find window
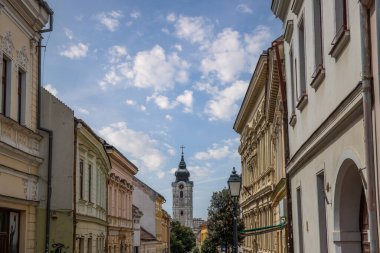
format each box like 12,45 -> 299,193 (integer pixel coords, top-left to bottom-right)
80,160 -> 84,199
180,210 -> 183,216
180,191 -> 183,198
17,70 -> 26,124
1,57 -> 8,115
88,238 -> 92,253
88,164 -> 92,202
296,17 -> 308,111
313,0 -> 323,68
330,0 -> 350,58
289,48 -> 296,112
335,0 -> 348,32
296,188 -> 304,253
317,173 -> 328,252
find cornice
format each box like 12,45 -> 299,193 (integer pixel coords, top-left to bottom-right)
107,147 -> 138,175
271,0 -> 291,22
234,54 -> 268,133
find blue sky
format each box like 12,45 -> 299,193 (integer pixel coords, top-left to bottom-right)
42,0 -> 281,220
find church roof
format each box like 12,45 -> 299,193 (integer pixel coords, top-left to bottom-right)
175,148 -> 190,182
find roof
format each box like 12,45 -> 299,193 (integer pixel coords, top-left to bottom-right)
141,227 -> 157,242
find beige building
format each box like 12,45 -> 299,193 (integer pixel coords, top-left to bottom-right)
75,119 -> 111,253
106,144 -> 138,253
0,0 -> 52,252
234,39 -> 287,253
271,0 -> 379,252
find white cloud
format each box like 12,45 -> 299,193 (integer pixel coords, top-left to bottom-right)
161,28 -> 170,34
108,45 -> 128,64
96,10 -> 123,32
170,167 -> 177,174
147,94 -> 176,110
164,143 -> 176,156
44,84 -> 58,96
236,4 -> 253,13
165,114 -> 173,121
166,13 -> 176,22
201,28 -> 246,83
125,99 -> 137,106
156,171 -> 165,179
140,105 -> 147,112
99,122 -> 166,172
63,27 -> 74,40
194,146 -> 230,160
244,26 -> 272,66
188,165 -> 213,178
176,90 -> 193,113
174,44 -> 183,52
204,80 -> 247,121
60,43 -> 89,59
77,107 -> 89,115
130,11 -> 141,19
173,15 -> 212,46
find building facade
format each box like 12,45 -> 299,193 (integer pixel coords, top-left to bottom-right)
234,40 -> 287,253
75,119 -> 110,253
0,1 -> 52,252
106,145 -> 138,253
271,0 -> 379,252
172,151 -> 193,229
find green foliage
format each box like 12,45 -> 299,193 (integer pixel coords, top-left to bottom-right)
192,247 -> 201,253
170,221 -> 196,253
206,188 -> 244,251
201,236 -> 218,253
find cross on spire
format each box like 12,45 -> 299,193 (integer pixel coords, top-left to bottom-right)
180,145 -> 185,155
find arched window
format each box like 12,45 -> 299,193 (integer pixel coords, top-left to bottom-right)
180,191 -> 183,198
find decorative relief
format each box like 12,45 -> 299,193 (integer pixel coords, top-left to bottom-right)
2,123 -> 14,141
1,31 -> 15,57
16,46 -> 28,70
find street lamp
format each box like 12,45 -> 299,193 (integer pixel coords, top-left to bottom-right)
227,167 -> 241,253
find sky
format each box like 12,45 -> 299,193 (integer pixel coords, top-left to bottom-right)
42,0 -> 282,220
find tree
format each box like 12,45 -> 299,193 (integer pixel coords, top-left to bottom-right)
206,188 -> 244,252
201,236 -> 218,253
170,221 -> 196,253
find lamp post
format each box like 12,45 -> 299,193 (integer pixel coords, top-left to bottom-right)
228,167 -> 241,253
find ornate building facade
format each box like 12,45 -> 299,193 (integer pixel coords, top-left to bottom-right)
234,39 -> 287,253
106,145 -> 138,253
0,1 -> 52,252
172,150 -> 193,229
75,119 -> 110,253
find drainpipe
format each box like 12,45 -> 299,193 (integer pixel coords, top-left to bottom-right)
273,40 -> 293,253
360,2 -> 379,253
38,10 -> 54,253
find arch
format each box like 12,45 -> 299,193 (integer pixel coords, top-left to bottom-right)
333,157 -> 365,253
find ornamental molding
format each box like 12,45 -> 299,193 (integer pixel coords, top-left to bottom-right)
16,46 -> 28,70
0,31 -> 15,58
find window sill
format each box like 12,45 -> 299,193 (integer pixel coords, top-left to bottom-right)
310,64 -> 325,90
296,94 -> 308,111
329,26 -> 350,59
289,113 -> 297,127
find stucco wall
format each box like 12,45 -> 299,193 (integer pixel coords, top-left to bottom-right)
133,184 -> 156,236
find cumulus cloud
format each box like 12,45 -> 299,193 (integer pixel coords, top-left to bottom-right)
130,11 -> 141,19
77,107 -> 89,115
100,45 -> 190,91
204,80 -> 247,121
125,99 -> 137,106
60,43 -> 89,59
174,44 -> 182,52
188,165 -> 213,179
176,90 -> 193,113
44,84 -> 58,96
99,122 -> 166,172
236,4 -> 253,13
108,45 -> 128,64
165,114 -> 173,121
96,10 -> 123,32
147,94 -> 177,110
201,28 -> 246,83
193,138 -> 240,162
170,14 -> 212,46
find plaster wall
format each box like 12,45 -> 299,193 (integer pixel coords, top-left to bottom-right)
133,185 -> 156,236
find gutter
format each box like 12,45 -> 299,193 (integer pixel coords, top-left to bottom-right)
37,11 -> 54,253
359,1 -> 379,253
273,40 -> 293,253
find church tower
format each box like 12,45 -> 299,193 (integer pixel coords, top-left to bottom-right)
172,147 -> 193,228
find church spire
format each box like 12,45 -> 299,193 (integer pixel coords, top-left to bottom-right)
175,145 -> 190,182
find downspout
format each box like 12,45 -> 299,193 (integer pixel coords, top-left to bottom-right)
38,10 -> 54,253
360,1 -> 379,253
273,40 -> 293,253
73,122 -> 77,251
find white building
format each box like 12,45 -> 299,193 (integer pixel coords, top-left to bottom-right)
271,0 -> 379,252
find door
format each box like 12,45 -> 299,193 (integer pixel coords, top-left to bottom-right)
360,190 -> 369,253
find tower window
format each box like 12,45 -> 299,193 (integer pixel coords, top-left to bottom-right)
180,210 -> 183,216
180,191 -> 183,198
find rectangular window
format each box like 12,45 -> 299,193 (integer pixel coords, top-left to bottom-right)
88,164 -> 92,202
1,58 -> 8,115
313,0 -> 323,68
88,238 -> 92,253
298,18 -> 306,98
17,70 -> 26,124
317,173 -> 328,252
296,188 -> 304,253
80,159 -> 84,199
289,48 -> 296,112
335,0 -> 348,31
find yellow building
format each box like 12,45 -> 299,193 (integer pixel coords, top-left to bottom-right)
106,144 -> 138,253
0,0 -> 52,252
233,38 -> 287,253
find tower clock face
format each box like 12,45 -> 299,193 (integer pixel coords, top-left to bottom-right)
179,184 -> 184,189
